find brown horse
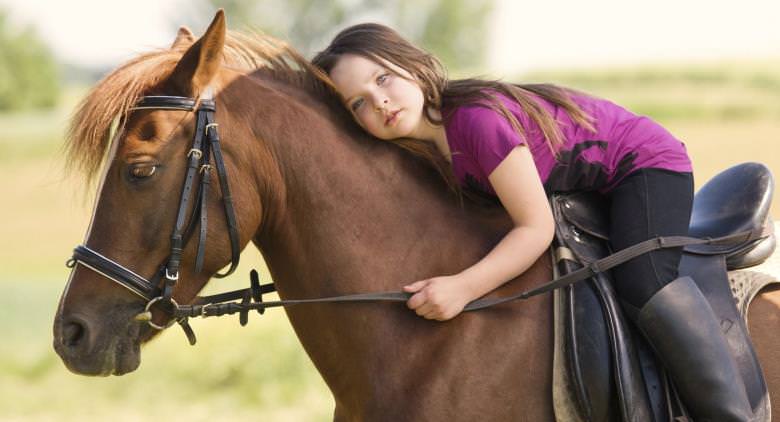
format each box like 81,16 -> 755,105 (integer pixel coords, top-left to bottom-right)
53,11 -> 780,421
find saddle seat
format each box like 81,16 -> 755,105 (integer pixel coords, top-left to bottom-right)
550,162 -> 776,422
558,162 -> 776,270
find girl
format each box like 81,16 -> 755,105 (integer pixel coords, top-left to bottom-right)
312,23 -> 754,420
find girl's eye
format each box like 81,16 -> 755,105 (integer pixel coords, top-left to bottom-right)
377,73 -> 389,85
129,164 -> 157,180
350,98 -> 364,112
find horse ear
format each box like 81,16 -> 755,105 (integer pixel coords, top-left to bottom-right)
170,26 -> 196,49
169,10 -> 226,97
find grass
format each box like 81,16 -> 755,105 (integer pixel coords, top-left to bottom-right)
1,60 -> 779,420
523,60 -> 780,122
0,276 -> 333,421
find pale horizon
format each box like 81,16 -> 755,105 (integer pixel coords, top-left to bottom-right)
1,0 -> 779,75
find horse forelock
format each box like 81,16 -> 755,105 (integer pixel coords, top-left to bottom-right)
65,30 -> 338,184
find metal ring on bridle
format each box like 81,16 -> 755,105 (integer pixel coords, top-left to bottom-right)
144,296 -> 179,330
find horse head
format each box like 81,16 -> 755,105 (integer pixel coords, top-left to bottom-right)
52,11 -> 272,376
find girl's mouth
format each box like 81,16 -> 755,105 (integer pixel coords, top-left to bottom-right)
385,110 -> 401,126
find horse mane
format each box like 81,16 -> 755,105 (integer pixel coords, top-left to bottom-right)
66,30 -> 339,182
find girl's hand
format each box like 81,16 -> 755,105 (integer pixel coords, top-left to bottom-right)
403,275 -> 475,321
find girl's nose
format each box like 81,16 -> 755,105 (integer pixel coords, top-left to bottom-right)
375,98 -> 388,112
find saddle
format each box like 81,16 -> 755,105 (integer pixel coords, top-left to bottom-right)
551,162 -> 777,422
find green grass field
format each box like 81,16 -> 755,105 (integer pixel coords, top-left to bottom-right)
1,61 -> 779,421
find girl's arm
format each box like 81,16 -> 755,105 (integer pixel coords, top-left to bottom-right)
404,145 -> 554,320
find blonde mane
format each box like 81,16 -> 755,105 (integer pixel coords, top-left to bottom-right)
66,30 -> 334,182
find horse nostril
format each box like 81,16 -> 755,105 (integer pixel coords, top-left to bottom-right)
62,320 -> 85,348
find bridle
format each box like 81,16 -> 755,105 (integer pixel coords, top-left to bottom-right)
65,95 -> 773,346
66,94 -> 243,342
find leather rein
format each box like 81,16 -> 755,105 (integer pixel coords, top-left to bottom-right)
65,95 -> 773,346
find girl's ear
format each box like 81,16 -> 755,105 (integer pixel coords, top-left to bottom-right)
168,10 -> 226,97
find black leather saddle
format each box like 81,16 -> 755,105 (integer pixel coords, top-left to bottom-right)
551,162 -> 776,422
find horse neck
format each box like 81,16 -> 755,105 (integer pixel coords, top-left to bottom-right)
225,77 -> 479,297
219,78 -> 557,418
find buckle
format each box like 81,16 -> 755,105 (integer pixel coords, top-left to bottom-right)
200,303 -> 215,317
188,148 -> 203,160
165,269 -> 179,281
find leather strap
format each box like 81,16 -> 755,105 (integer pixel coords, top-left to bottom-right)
70,245 -> 157,299
165,101 -> 209,284
207,112 -> 240,278
174,223 -> 773,319
134,96 -> 196,111
195,116 -> 213,273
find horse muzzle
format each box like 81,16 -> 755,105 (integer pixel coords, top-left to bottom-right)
53,310 -> 143,376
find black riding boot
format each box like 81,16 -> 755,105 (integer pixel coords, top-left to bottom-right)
636,276 -> 755,422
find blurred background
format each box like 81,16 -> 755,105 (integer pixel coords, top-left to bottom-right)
0,0 -> 778,420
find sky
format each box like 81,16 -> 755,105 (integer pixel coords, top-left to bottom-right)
0,0 -> 188,68
1,0 -> 779,74
488,0 -> 780,73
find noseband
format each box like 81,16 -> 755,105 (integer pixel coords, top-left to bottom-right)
67,95 -> 242,340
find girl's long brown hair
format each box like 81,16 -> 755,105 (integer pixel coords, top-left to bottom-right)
312,23 -> 595,195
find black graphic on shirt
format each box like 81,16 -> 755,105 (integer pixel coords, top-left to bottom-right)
544,140 -> 637,194
461,140 -> 638,201
463,172 -> 501,205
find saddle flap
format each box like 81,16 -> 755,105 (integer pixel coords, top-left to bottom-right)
551,194 -> 664,422
555,192 -> 611,241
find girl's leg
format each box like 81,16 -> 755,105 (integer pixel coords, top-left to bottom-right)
608,168 -> 692,309
607,168 -> 754,422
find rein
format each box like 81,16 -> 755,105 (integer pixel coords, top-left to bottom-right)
66,95 -> 773,346
175,224 -> 771,318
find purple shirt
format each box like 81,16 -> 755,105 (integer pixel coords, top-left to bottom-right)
444,92 -> 692,195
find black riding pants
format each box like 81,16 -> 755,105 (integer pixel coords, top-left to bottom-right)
607,168 -> 694,309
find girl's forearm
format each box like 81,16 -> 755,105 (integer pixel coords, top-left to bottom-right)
457,225 -> 553,300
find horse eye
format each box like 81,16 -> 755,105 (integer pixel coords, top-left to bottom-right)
129,165 -> 157,179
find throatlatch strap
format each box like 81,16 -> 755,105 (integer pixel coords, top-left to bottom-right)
207,111 -> 240,278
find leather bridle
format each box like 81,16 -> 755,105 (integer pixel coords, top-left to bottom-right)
66,95 -> 242,342
65,95 -> 774,346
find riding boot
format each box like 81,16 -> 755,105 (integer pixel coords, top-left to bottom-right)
635,276 -> 755,422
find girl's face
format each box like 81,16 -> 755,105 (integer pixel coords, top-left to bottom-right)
329,54 -> 426,140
